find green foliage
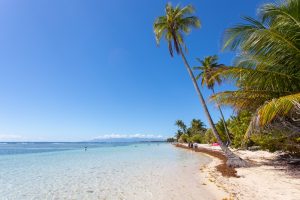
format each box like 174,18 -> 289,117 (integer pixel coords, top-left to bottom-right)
153,3 -> 200,57
187,119 -> 206,137
203,120 -> 229,144
227,111 -> 252,148
208,0 -> 300,154
175,120 -> 187,134
193,55 -> 223,89
215,119 -> 229,142
223,0 -> 300,69
224,110 -> 300,153
257,93 -> 300,126
190,134 -> 203,143
203,129 -> 217,144
179,134 -> 189,143
174,119 -> 206,143
167,1 -> 300,154
212,0 -> 300,129
175,130 -> 183,141
251,131 -> 300,153
175,120 -> 187,141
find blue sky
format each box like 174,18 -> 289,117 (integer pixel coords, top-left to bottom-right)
0,0 -> 267,141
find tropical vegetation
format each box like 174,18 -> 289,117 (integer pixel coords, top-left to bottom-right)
210,0 -> 300,153
153,3 -> 247,167
174,119 -> 206,143
159,0 -> 300,165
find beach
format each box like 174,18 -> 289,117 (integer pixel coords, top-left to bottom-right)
177,143 -> 300,200
1,142 -> 299,200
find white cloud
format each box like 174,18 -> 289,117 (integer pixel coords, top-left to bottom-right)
0,134 -> 25,141
93,134 -> 164,140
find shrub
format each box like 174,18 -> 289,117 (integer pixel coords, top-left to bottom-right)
178,134 -> 189,143
227,111 -> 252,148
190,134 -> 203,143
251,131 -> 300,153
203,129 -> 217,144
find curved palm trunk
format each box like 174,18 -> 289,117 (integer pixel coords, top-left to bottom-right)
178,46 -> 247,167
212,88 -> 232,146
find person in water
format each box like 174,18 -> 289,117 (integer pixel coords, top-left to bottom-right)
84,146 -> 87,151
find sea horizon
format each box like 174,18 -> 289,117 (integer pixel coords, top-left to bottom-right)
0,141 -> 166,156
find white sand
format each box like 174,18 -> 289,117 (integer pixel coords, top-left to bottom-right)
191,144 -> 300,200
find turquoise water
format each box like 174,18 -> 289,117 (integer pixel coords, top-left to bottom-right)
0,142 -> 215,200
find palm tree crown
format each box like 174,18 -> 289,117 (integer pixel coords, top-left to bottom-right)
175,119 -> 187,134
193,55 -> 223,90
153,3 -> 200,57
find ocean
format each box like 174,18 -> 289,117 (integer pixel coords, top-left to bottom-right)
0,142 -> 216,200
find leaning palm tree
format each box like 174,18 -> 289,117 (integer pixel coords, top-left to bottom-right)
193,55 -> 232,145
154,3 -> 247,167
175,120 -> 187,140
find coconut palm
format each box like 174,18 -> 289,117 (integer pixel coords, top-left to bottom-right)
211,0 -> 300,139
175,120 -> 187,135
153,3 -> 247,167
193,55 -> 232,145
188,119 -> 207,137
190,119 -> 206,132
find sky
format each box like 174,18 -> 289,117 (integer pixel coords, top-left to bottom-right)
0,0 -> 268,141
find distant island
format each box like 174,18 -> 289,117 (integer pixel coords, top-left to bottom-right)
89,134 -> 165,143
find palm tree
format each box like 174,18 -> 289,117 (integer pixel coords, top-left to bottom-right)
190,119 -> 206,132
154,3 -> 247,167
188,119 -> 207,137
175,130 -> 184,141
175,120 -> 186,141
175,120 -> 187,134
193,55 -> 232,145
212,0 -> 300,139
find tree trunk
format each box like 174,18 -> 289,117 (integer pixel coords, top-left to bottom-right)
212,88 -> 232,146
178,46 -> 247,167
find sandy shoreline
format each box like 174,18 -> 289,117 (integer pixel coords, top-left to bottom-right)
176,143 -> 300,200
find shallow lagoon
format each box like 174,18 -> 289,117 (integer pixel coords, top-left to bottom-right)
0,142 -> 215,200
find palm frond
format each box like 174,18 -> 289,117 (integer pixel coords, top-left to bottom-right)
223,14 -> 300,69
257,93 -> 300,126
260,0 -> 300,29
193,55 -> 224,89
211,66 -> 300,92
210,90 -> 287,111
176,4 -> 195,17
